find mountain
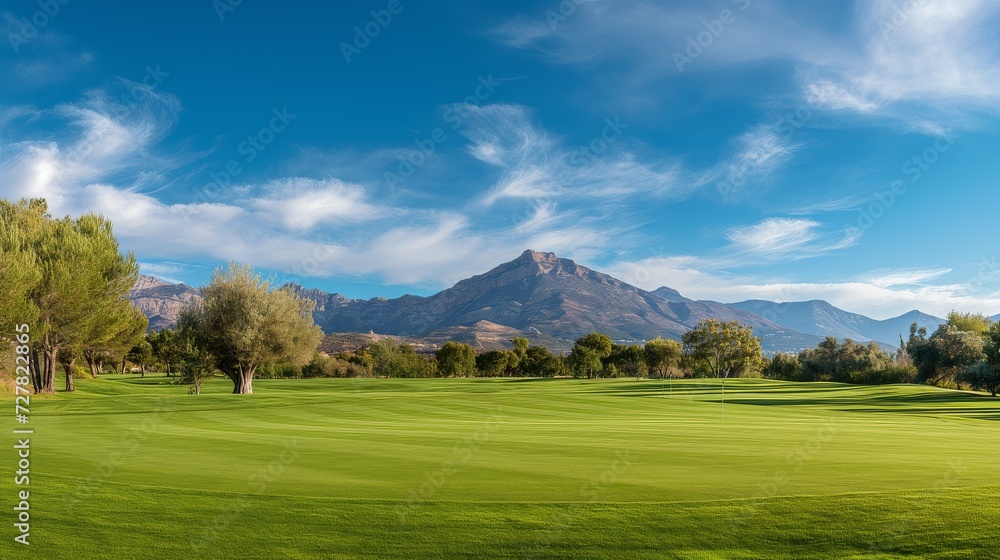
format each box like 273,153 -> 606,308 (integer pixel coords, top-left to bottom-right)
127,275 -> 201,331
126,251 -> 960,354
992,314 -> 1000,323
866,310 -> 945,346
292,250 -> 823,353
729,300 -> 944,347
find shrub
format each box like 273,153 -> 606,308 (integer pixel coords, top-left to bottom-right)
302,353 -> 368,378
257,363 -> 302,379
847,366 -> 917,385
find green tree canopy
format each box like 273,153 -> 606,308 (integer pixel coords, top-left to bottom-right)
910,324 -> 984,386
644,337 -> 682,379
798,337 -> 894,383
1,198 -> 145,393
568,333 -> 613,378
436,341 -> 477,377
476,349 -> 519,377
946,311 -> 992,336
365,338 -> 436,378
682,319 -> 763,378
183,264 -> 323,394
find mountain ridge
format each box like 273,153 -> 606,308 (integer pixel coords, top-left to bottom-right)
127,252 -> 982,353
728,299 -> 944,348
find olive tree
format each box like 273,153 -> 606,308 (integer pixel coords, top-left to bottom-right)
184,264 -> 322,394
682,319 -> 763,378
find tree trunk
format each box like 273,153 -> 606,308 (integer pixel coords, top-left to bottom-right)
121,355 -> 127,375
233,367 -> 255,394
37,341 -> 57,394
64,359 -> 76,392
29,347 -> 43,394
85,353 -> 98,378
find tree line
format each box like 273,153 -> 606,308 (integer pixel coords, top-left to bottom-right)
763,312 -> 1000,396
0,199 -> 148,393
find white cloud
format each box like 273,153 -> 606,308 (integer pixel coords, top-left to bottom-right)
726,218 -> 820,256
804,80 -> 878,113
724,218 -> 861,260
802,0 -> 1000,117
250,177 -> 384,231
865,268 -> 953,288
461,104 -> 685,206
492,0 -> 840,72
707,125 -> 801,199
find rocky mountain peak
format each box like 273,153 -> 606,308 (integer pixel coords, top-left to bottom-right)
131,274 -> 170,293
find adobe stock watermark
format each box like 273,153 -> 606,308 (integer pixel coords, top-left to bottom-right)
190,438 -> 302,553
213,0 -> 243,21
395,407 -> 505,522
59,64 -> 170,169
717,98 -> 820,201
544,0 -> 598,31
6,0 -> 71,53
852,134 -> 955,231
968,255 -> 1000,294
192,106 -> 296,204
568,117 -> 628,167
522,450 -> 634,559
673,0 -> 751,73
878,0 -> 928,38
384,74 -> 502,188
340,0 -> 413,63
729,417 -> 838,532
867,458 -> 965,554
62,399 -> 175,515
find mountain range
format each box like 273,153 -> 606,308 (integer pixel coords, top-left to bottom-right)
128,250 -> 959,354
728,300 -> 943,348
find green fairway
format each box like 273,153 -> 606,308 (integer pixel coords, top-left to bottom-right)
3,376 -> 999,559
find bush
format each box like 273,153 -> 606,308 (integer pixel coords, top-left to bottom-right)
847,366 -> 917,385
73,364 -> 94,379
302,353 -> 368,378
763,353 -> 801,380
257,363 -> 302,379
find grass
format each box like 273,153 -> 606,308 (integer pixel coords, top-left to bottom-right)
2,375 -> 999,558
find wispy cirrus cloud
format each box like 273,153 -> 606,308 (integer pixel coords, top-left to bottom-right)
725,218 -> 820,256
491,0 -> 839,73
724,217 -> 861,260
461,103 -> 685,206
800,1 -> 1000,121
865,268 -> 954,288
703,125 -> 802,200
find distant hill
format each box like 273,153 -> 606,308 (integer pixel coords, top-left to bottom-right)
127,275 -> 201,331
729,300 -> 944,347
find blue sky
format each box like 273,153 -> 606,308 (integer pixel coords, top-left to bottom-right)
2,0 -> 999,319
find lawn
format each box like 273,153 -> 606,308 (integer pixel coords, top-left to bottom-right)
2,376 -> 998,559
